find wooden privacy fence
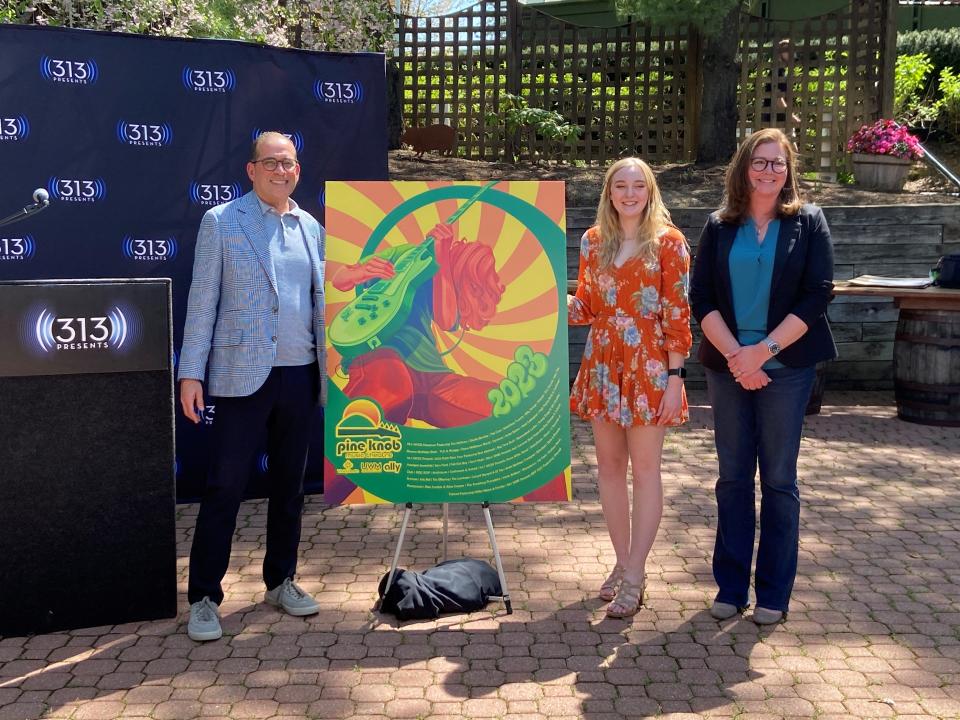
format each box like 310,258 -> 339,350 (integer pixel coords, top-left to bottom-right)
394,0 -> 894,174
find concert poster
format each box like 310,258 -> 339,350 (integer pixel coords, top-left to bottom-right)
323,181 -> 572,505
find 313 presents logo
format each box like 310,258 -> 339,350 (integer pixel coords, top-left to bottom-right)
0,235 -> 36,261
251,128 -> 304,154
47,176 -> 106,203
122,236 -> 178,262
40,56 -> 99,85
189,181 -> 242,207
313,80 -> 364,104
0,115 -> 29,142
182,66 -> 237,93
28,305 -> 138,353
116,120 -> 173,147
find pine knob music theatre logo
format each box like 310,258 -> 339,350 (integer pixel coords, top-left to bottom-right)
0,235 -> 36,261
189,181 -> 242,207
47,177 -> 106,203
0,115 -> 29,142
30,305 -> 136,353
182,66 -> 237,93
313,80 -> 364,105
40,56 -> 99,85
116,120 -> 173,147
122,236 -> 178,262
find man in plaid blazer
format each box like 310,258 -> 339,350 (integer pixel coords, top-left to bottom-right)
178,132 -> 326,641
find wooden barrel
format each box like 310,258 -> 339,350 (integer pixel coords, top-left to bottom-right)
894,308 -> 960,426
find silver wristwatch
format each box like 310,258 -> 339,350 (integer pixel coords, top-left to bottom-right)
763,337 -> 782,356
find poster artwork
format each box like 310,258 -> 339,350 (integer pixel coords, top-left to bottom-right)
323,181 -> 572,505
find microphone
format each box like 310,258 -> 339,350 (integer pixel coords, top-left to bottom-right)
0,188 -> 53,228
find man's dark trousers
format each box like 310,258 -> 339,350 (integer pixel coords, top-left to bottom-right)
188,363 -> 318,605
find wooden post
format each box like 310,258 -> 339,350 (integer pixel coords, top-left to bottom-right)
880,0 -> 898,118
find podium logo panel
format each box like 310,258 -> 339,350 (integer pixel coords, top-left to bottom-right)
0,282 -> 170,377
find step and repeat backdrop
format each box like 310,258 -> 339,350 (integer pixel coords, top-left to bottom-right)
0,23 -> 388,500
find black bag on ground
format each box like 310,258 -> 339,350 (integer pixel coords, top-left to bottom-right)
934,254 -> 960,288
377,558 -> 502,620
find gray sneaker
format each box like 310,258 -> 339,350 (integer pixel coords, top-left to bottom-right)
710,601 -> 742,620
264,578 -> 319,616
752,607 -> 785,625
187,597 -> 222,641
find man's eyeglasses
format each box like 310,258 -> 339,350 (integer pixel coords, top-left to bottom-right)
750,157 -> 789,174
251,157 -> 298,172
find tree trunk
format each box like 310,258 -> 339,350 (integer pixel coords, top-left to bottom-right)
386,60 -> 403,150
696,4 -> 740,164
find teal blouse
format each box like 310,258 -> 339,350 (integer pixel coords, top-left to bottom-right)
729,219 -> 783,370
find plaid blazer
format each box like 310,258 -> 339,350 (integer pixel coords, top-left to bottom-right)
178,190 -> 326,400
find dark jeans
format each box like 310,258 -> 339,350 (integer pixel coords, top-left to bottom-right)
705,365 -> 816,613
188,363 -> 318,605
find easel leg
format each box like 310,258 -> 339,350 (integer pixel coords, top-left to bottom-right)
481,501 -> 512,614
442,502 -> 449,562
377,502 -> 413,610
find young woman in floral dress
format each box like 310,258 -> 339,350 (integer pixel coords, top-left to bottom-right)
568,157 -> 692,618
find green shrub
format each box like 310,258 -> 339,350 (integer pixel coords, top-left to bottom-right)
484,93 -> 581,163
894,53 -> 941,125
938,66 -> 960,138
898,29 -> 960,81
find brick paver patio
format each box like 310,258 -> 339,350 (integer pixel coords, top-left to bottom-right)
2,391 -> 959,719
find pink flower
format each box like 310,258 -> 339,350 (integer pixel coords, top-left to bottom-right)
847,120 -> 924,160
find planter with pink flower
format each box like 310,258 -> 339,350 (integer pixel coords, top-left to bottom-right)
846,119 -> 924,192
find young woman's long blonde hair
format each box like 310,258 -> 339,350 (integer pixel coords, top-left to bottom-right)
596,157 -> 672,267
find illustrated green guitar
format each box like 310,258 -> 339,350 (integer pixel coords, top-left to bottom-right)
329,181 -> 498,361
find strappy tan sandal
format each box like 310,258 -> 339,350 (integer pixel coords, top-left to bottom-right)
606,578 -> 644,618
599,564 -> 625,602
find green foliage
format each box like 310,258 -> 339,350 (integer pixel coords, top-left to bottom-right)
898,28 -> 960,83
611,0 -> 744,35
894,53 -> 941,125
484,93 -> 581,163
938,66 -> 960,138
0,0 -> 394,53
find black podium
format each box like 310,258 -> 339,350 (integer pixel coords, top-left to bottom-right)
0,279 -> 176,636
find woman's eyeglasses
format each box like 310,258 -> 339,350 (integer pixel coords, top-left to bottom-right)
750,157 -> 788,174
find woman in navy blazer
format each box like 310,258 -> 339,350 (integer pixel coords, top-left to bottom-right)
689,128 -> 837,625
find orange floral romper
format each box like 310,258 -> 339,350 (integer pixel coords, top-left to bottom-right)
569,225 -> 693,427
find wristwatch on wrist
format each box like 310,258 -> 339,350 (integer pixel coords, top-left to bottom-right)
667,367 -> 687,378
763,337 -> 782,356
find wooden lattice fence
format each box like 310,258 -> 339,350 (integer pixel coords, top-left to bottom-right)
394,0 -> 894,172
737,0 -> 892,177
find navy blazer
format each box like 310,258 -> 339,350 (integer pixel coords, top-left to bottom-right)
689,203 -> 837,371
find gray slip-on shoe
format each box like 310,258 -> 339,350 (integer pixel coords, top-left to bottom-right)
187,597 -> 222,641
265,578 -> 320,616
